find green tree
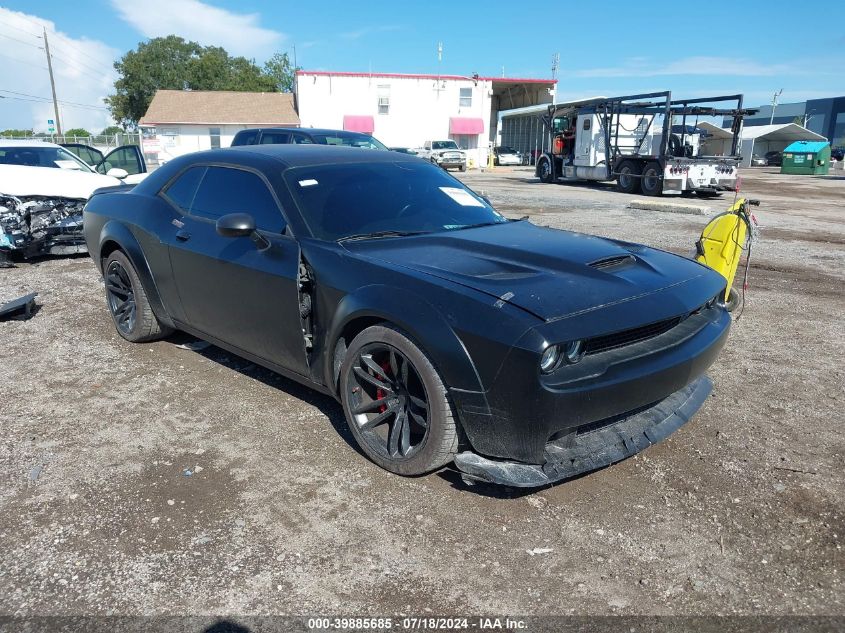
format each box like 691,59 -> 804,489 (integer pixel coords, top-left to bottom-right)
64,128 -> 92,138
106,36 -> 282,126
263,52 -> 298,92
0,129 -> 34,137
101,125 -> 124,135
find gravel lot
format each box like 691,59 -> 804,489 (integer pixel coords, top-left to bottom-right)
0,167 -> 842,618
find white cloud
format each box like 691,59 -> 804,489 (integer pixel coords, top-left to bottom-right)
340,25 -> 402,41
111,0 -> 284,59
0,7 -> 118,133
571,56 -> 795,78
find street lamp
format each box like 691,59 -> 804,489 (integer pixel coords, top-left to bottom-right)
803,110 -> 819,128
769,89 -> 783,125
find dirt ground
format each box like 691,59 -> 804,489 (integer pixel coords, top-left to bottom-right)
0,166 -> 842,619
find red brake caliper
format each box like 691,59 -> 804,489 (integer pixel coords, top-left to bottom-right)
375,360 -> 392,413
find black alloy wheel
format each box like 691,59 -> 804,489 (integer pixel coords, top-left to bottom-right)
346,343 -> 430,460
106,259 -> 137,335
340,325 -> 458,475
103,250 -> 171,342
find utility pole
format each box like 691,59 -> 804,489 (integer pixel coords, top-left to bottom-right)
769,88 -> 783,125
43,27 -> 62,137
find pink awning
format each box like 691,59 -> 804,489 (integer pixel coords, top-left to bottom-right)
343,115 -> 375,134
449,117 -> 484,135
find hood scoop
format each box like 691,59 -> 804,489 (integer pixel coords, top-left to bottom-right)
588,254 -> 636,271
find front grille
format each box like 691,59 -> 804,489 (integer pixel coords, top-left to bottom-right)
583,315 -> 683,355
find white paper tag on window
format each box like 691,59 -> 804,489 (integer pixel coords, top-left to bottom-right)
54,160 -> 82,170
298,179 -> 319,187
439,187 -> 484,207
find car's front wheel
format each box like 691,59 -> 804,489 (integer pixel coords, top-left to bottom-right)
340,325 -> 458,476
103,250 -> 171,342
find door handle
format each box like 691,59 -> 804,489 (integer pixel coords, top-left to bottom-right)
175,230 -> 191,242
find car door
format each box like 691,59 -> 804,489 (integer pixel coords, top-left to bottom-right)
95,145 -> 147,183
60,143 -> 104,167
162,164 -> 309,376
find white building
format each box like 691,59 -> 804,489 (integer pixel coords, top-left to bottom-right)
295,70 -> 556,167
138,90 -> 299,164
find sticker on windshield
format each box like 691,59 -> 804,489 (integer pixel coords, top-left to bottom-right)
439,187 -> 484,207
298,179 -> 319,187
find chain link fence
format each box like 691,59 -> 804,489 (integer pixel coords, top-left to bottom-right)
0,133 -> 142,151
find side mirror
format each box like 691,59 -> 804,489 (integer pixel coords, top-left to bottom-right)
107,167 -> 128,179
216,213 -> 256,238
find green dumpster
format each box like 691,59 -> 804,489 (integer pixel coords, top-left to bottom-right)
781,141 -> 831,175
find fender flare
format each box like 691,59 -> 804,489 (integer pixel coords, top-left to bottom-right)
323,284 -> 485,395
97,220 -> 175,329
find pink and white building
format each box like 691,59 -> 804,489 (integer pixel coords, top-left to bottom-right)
295,70 -> 556,167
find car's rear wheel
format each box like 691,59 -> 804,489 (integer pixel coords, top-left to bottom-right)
104,250 -> 171,342
340,325 -> 458,476
640,161 -> 662,196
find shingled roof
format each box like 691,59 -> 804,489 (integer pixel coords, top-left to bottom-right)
139,90 -> 299,126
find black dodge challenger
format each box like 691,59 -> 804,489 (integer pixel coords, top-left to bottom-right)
83,145 -> 730,487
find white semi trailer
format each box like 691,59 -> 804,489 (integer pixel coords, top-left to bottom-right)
535,91 -> 756,197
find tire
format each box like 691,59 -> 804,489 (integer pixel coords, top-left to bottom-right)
103,250 -> 171,343
538,157 -> 553,183
458,165 -> 466,172
340,325 -> 459,476
616,160 -> 641,194
640,161 -> 662,196
724,287 -> 742,313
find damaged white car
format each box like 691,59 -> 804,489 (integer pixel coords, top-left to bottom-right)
0,140 -> 147,266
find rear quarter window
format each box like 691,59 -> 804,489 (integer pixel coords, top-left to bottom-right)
162,166 -> 206,211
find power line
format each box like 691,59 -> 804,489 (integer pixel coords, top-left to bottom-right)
0,89 -> 108,110
0,51 -> 47,70
52,31 -> 116,73
0,22 -> 42,38
50,41 -> 115,77
0,32 -> 44,49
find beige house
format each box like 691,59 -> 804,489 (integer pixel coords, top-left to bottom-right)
138,90 -> 299,164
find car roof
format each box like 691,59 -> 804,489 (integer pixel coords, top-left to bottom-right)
192,144 -> 420,169
0,139 -> 61,148
238,127 -> 373,137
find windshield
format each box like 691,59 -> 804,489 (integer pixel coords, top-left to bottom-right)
0,145 -> 94,172
311,133 -> 388,150
498,147 -> 517,154
432,141 -> 459,150
285,161 -> 508,241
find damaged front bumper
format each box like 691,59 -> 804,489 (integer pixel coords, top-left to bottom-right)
454,375 -> 712,487
0,194 -> 86,266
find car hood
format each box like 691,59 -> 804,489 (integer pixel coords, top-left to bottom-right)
345,221 -> 715,321
0,164 -> 123,199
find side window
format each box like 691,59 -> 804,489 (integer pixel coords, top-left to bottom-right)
190,166 -> 285,233
260,132 -> 291,144
236,130 -> 259,145
163,166 -> 206,211
209,127 -> 221,149
582,118 -> 591,131
291,133 -> 314,145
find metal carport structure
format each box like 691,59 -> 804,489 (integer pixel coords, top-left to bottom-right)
698,122 -> 827,167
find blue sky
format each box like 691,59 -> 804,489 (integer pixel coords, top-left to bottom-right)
1,0 -> 842,131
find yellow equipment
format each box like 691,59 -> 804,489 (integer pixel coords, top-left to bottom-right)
695,197 -> 759,312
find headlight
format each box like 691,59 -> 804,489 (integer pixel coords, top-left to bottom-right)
563,340 -> 585,364
539,345 -> 560,373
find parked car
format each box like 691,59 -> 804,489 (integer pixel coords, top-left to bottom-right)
232,127 -> 387,150
494,146 -> 522,166
831,147 -> 844,162
83,145 -> 730,487
417,140 -> 466,171
390,147 -> 418,155
750,156 -> 768,167
765,150 -> 783,166
0,140 -> 145,264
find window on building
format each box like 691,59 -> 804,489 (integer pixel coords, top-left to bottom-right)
209,127 -> 221,149
449,134 -> 478,150
377,84 -> 390,115
459,87 -> 472,108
